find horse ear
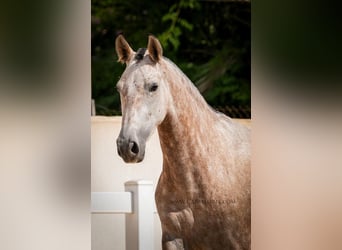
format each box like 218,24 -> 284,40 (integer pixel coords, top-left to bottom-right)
115,35 -> 134,64
147,35 -> 163,62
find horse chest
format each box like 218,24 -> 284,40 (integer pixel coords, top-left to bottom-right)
156,165 -> 210,200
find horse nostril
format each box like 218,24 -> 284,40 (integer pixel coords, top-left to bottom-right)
129,141 -> 139,155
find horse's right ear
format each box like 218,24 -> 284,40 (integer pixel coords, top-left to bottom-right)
115,35 -> 134,64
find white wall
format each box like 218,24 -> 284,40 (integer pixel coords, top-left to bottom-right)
91,116 -> 163,250
91,116 -> 251,250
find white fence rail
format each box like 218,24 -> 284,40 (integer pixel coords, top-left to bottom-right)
91,180 -> 156,250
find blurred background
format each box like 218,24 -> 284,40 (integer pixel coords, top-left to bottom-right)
91,0 -> 251,118
0,0 -> 341,249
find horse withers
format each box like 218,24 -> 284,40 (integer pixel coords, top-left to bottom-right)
115,35 -> 250,250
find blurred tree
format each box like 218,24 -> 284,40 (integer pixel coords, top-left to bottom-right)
92,0 -> 250,117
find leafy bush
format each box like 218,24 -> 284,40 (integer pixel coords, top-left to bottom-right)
92,0 -> 250,116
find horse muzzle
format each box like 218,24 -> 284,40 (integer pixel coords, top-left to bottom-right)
116,136 -> 145,163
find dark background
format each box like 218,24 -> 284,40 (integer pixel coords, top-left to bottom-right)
91,0 -> 251,117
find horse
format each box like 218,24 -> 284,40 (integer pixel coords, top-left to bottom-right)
115,35 -> 250,250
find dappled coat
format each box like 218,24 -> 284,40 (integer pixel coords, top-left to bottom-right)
115,35 -> 250,250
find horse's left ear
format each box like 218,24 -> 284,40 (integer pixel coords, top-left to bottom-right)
147,35 -> 163,62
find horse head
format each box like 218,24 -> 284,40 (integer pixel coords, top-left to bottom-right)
115,35 -> 168,163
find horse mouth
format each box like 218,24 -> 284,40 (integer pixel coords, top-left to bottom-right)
122,154 -> 144,163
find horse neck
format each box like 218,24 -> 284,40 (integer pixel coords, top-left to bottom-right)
157,59 -> 216,178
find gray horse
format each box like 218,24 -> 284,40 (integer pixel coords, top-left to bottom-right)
115,35 -> 250,250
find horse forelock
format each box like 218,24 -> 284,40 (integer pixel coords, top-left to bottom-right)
134,48 -> 147,61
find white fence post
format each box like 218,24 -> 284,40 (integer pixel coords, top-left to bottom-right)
125,180 -> 154,250
91,99 -> 96,116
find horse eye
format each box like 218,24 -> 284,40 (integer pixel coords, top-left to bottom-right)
149,83 -> 158,92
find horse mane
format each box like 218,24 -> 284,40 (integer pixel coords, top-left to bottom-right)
161,57 -> 218,116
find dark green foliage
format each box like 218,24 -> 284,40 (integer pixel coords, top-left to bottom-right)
92,0 -> 250,116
